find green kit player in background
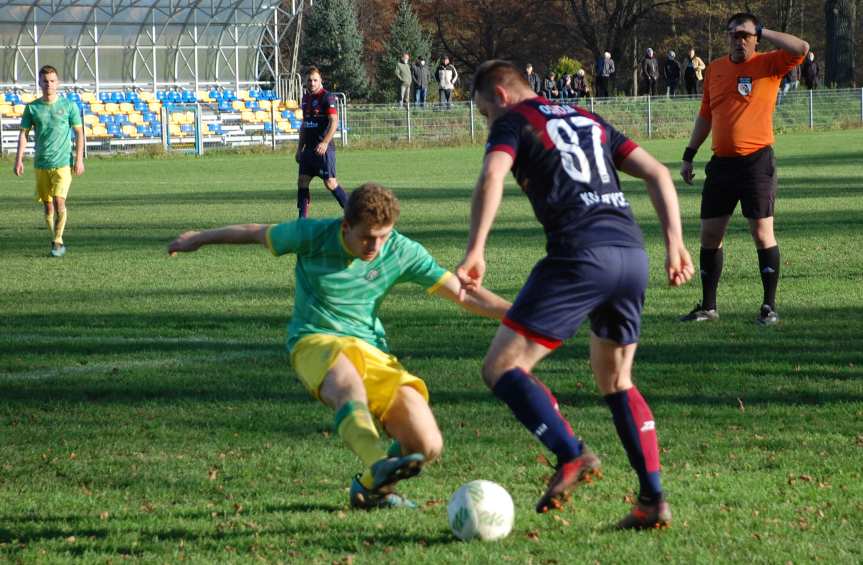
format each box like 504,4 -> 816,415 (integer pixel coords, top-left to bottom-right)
168,183 -> 511,508
13,65 -> 85,257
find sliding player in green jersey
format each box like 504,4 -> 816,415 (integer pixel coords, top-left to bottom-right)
168,183 -> 510,509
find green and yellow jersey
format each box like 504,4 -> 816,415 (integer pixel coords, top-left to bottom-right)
20,97 -> 82,170
266,218 -> 451,352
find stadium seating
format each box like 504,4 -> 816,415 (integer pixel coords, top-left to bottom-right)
1,87 -> 303,143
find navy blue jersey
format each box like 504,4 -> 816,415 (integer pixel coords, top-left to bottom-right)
486,97 -> 645,254
300,88 -> 338,147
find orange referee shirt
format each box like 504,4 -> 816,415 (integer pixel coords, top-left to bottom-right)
699,50 -> 804,157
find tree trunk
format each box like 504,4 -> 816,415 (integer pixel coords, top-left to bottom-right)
824,0 -> 856,87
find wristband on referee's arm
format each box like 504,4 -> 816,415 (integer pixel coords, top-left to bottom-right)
756,24 -> 763,41
682,147 -> 698,162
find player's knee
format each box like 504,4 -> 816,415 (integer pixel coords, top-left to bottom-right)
418,431 -> 443,463
324,178 -> 338,190
480,356 -> 508,389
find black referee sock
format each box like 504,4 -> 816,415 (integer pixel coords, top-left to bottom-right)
699,247 -> 723,311
757,245 -> 780,309
331,185 -> 348,208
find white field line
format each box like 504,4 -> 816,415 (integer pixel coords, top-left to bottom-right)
2,334 -> 274,346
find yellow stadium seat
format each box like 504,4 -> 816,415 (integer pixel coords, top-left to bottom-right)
138,91 -> 154,101
170,112 -> 184,123
90,102 -> 105,114
259,99 -> 271,111
83,114 -> 99,125
105,102 -> 119,114
196,90 -> 211,102
20,92 -> 36,103
80,92 -> 96,103
284,100 -> 299,109
184,111 -> 195,124
294,109 -> 303,120
255,110 -> 268,123
148,101 -> 161,113
237,89 -> 250,100
169,124 -> 182,136
13,104 -> 25,116
119,102 -> 133,113
240,111 -> 254,123
0,104 -> 12,116
128,113 -> 143,125
231,100 -> 244,111
122,124 -> 137,136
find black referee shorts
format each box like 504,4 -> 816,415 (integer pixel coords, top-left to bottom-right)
700,146 -> 777,219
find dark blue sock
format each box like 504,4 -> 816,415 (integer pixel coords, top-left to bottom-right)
331,185 -> 348,208
492,368 -> 582,465
605,388 -> 663,503
297,187 -> 310,218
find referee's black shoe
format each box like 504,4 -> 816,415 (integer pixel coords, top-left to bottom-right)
679,303 -> 719,322
757,304 -> 779,326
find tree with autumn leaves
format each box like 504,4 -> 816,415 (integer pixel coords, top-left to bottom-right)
297,0 -> 858,100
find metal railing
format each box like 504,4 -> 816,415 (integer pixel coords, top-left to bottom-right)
2,88 -> 861,157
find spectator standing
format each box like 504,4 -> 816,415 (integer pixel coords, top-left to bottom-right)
412,56 -> 430,107
684,48 -> 706,95
664,51 -> 681,96
396,52 -> 412,107
437,56 -> 459,109
802,51 -> 819,89
558,74 -> 575,99
640,48 -> 659,95
573,69 -> 591,99
525,63 -> 542,94
542,72 -> 559,99
596,51 -> 615,97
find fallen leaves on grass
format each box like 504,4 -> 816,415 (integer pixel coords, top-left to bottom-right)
737,398 -> 745,412
526,530 -> 540,541
208,467 -> 219,481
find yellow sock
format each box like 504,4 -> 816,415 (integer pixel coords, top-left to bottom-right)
335,401 -> 386,488
45,213 -> 55,239
54,209 -> 67,244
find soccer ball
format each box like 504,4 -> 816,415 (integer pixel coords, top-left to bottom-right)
447,480 -> 514,541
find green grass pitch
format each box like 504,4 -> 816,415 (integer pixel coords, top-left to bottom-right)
1,130 -> 861,563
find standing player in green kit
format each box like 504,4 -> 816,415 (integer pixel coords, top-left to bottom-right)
13,65 -> 85,257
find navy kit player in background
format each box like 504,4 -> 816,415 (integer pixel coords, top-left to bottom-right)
295,67 -> 347,218
457,61 -> 694,529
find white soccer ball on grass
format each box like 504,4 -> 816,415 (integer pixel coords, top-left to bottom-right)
447,480 -> 514,541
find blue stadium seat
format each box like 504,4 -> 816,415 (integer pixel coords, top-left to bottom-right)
181,91 -> 196,103
125,91 -> 139,102
218,101 -> 231,112
115,114 -> 130,125
99,115 -> 114,124
180,124 -> 193,133
156,91 -> 167,101
281,110 -> 292,119
99,91 -> 111,102
263,122 -> 273,132
223,89 -> 236,101
110,91 -> 123,103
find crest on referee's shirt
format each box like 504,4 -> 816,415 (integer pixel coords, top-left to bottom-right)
737,76 -> 753,96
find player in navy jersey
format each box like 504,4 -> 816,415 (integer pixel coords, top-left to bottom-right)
295,67 -> 347,218
457,60 -> 694,529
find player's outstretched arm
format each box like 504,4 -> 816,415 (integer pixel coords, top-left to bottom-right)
457,151 -> 513,291
433,274 -> 511,321
618,147 -> 695,287
168,224 -> 269,255
680,115 -> 711,185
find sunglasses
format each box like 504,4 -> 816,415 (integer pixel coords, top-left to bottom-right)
728,30 -> 756,40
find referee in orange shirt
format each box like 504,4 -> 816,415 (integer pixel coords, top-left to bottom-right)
680,12 -> 808,325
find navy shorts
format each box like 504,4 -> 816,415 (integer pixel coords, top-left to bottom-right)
504,246 -> 648,348
298,147 -> 337,180
701,146 -> 776,219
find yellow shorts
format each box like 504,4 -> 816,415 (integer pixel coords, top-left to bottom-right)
35,167 -> 72,203
291,334 -> 429,420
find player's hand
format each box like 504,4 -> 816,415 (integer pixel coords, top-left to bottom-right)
13,161 -> 23,176
666,241 -> 695,287
680,160 -> 695,185
456,252 -> 486,296
74,160 -> 85,176
315,142 -> 328,156
168,231 -> 202,255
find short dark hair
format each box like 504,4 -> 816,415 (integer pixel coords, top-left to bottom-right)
38,65 -> 58,79
344,183 -> 400,227
306,66 -> 322,78
471,59 -> 531,100
727,12 -> 759,30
